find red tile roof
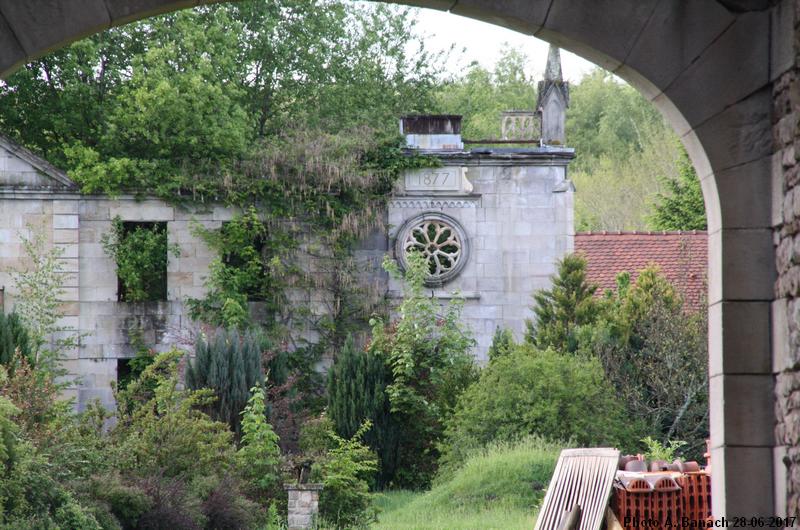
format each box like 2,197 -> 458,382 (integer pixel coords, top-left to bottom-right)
574,231 -> 708,312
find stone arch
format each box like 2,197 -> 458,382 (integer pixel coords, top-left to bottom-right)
0,0 -> 791,516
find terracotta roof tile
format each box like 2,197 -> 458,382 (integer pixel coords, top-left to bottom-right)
574,231 -> 707,312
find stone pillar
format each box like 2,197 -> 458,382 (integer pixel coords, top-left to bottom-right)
772,0 -> 800,517
284,483 -> 322,530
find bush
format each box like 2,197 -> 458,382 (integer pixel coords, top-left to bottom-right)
0,392 -> 19,477
0,355 -> 73,451
87,473 -> 152,529
310,421 -> 378,529
584,266 -> 708,458
441,344 -> 632,469
198,475 -> 258,530
135,475 -> 203,530
111,350 -> 235,481
185,328 -> 265,435
0,313 -> 32,370
0,439 -> 101,529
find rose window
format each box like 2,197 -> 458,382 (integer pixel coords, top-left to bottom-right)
395,213 -> 469,286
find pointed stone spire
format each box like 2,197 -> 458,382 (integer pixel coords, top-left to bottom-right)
544,44 -> 563,82
537,44 -> 569,146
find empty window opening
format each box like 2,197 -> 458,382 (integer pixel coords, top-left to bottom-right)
115,221 -> 170,302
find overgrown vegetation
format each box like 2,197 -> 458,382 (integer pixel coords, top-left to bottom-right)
304,419 -> 379,528
0,312 -> 32,370
374,437 -> 561,530
526,259 -> 709,459
102,217 -> 179,302
440,344 -> 630,473
0,2 -> 711,525
649,149 -> 707,231
328,253 -> 477,489
11,226 -> 80,373
582,267 -> 709,458
185,329 -> 265,435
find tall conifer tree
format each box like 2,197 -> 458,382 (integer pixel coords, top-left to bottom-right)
186,328 -> 264,435
649,150 -> 707,231
0,313 -> 32,370
525,254 -> 599,352
327,335 -> 399,488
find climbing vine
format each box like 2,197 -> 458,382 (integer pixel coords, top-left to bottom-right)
188,129 -> 439,355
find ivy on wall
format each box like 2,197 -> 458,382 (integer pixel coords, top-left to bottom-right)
186,130 -> 440,355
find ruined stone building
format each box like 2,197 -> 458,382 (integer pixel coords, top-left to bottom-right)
0,46 -> 574,410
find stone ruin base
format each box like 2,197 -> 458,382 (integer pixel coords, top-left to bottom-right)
284,483 -> 322,529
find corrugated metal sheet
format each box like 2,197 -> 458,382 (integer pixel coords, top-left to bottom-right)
534,448 -> 621,530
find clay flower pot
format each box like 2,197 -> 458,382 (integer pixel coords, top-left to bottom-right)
650,460 -> 669,472
679,460 -> 701,473
619,455 -> 637,470
625,459 -> 647,472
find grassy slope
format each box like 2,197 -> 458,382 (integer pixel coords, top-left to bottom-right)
372,437 -> 561,530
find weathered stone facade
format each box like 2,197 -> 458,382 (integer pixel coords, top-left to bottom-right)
389,148 -> 574,360
773,0 -> 800,516
0,48 -> 575,409
0,137 -> 233,410
0,124 -> 573,409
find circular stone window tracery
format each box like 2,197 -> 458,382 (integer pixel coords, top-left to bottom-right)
395,212 -> 469,287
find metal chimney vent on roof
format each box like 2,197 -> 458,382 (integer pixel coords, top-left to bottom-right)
400,115 -> 461,135
400,115 -> 464,151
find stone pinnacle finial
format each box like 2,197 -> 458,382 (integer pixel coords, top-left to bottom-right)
545,44 -> 562,82
537,44 -> 569,145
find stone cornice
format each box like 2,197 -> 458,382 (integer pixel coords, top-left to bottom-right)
388,195 -> 481,209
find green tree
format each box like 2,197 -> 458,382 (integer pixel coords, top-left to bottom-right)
487,327 -> 515,362
582,267 -> 708,458
11,225 -> 81,373
0,386 -> 20,476
441,344 -> 632,471
366,252 -> 477,487
649,149 -> 707,231
435,47 -> 538,140
525,254 -> 599,352
327,335 -> 398,488
567,69 -> 663,169
565,70 -> 690,231
185,328 -> 265,435
310,421 -> 378,529
236,385 -> 282,500
0,2 -> 443,199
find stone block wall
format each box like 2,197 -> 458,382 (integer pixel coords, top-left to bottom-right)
387,151 -> 574,361
0,194 -> 231,410
773,0 -> 800,516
